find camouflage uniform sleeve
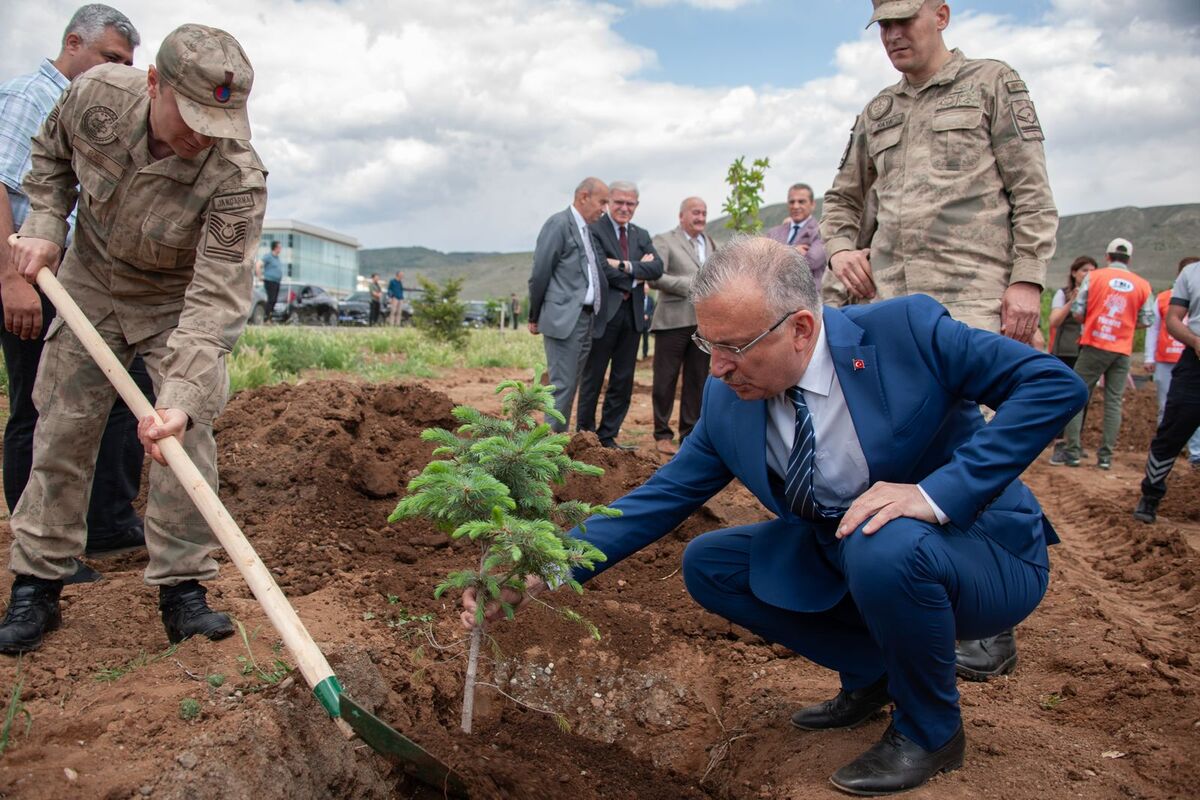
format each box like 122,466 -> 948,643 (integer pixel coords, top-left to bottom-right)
819,112 -> 871,260
18,86 -> 79,247
989,66 -> 1057,290
157,176 -> 267,422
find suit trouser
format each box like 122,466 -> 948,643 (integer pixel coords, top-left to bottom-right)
0,290 -> 153,537
10,313 -> 224,586
1064,345 -> 1131,461
681,518 -> 1048,752
577,297 -> 639,443
543,310 -> 593,433
1153,360 -> 1200,460
651,326 -> 709,442
1142,349 -> 1200,500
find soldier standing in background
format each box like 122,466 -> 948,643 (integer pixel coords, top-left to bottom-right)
821,0 -> 1058,680
0,24 -> 267,654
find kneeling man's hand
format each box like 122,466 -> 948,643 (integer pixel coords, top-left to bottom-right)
138,408 -> 189,466
837,482 -> 938,539
460,573 -> 547,630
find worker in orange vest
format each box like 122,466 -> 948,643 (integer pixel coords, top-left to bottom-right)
1061,238 -> 1154,469
1143,256 -> 1200,462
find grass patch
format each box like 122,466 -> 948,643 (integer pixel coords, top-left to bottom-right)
233,619 -> 293,686
0,661 -> 31,756
228,328 -> 544,393
93,644 -> 179,682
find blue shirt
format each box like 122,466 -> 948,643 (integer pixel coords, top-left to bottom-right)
260,251 -> 283,282
387,278 -> 404,300
0,59 -> 70,230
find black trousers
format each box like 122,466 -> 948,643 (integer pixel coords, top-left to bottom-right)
263,280 -> 281,320
1141,348 -> 1200,500
1052,354 -> 1087,439
368,299 -> 382,326
1,290 -> 154,538
651,325 -> 709,442
577,297 -> 640,444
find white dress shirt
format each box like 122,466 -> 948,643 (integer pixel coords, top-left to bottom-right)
690,232 -> 707,265
765,324 -> 948,522
570,205 -> 598,308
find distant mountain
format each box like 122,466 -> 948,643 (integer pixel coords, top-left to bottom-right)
358,202 -> 1199,300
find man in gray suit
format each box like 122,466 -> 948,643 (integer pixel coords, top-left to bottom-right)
648,197 -> 715,455
528,178 -> 610,431
764,182 -> 827,286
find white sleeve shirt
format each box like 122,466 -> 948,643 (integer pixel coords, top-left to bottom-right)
569,205 -> 598,307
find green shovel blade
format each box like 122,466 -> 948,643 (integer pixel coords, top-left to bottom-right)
339,693 -> 469,797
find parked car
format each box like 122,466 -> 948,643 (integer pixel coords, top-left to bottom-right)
338,291 -> 373,326
462,300 -> 490,328
274,282 -> 338,326
248,285 -> 269,325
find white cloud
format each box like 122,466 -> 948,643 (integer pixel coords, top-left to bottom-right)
1,0 -> 1196,253
635,0 -> 758,9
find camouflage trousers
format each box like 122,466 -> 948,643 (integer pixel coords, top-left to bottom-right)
9,313 -> 226,585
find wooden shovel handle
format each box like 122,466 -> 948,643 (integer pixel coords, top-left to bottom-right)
12,235 -> 344,717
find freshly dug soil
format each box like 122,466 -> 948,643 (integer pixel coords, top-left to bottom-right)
0,376 -> 1195,800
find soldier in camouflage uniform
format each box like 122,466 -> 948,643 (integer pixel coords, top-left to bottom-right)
0,24 -> 267,653
821,0 -> 1056,342
820,0 -> 1058,683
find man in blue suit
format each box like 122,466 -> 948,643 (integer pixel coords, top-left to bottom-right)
470,237 -> 1086,794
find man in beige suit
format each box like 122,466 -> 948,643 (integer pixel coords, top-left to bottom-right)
648,197 -> 715,455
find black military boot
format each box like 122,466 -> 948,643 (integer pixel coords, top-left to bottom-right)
159,581 -> 234,644
0,575 -> 64,655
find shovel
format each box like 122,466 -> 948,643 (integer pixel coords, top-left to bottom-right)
12,236 -> 467,797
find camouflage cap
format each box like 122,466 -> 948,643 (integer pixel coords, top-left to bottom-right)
867,0 -> 925,27
156,24 -> 253,141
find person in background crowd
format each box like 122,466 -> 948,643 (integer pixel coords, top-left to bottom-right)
527,177 -> 610,432
1135,258 -> 1200,523
368,272 -> 383,326
509,292 -> 521,330
1061,238 -> 1153,469
1047,255 -> 1096,465
764,182 -> 827,286
577,180 -> 663,450
648,197 -> 715,456
258,240 -> 283,320
387,270 -> 405,326
1142,256 -> 1200,465
0,3 -> 151,584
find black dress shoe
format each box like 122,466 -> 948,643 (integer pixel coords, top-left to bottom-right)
63,559 -> 103,585
0,576 -> 63,655
85,522 -> 146,557
791,675 -> 890,730
830,722 -> 964,796
160,581 -> 234,644
955,628 -> 1017,681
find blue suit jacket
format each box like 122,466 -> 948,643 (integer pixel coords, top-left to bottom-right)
573,296 -> 1088,613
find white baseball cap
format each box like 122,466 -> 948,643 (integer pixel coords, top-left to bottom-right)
1106,238 -> 1133,257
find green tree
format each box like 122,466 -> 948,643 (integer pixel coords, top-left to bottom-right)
389,370 -> 613,733
411,276 -> 468,348
722,155 -> 771,234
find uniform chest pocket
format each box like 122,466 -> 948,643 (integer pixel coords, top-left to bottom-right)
138,212 -> 199,269
931,107 -> 986,171
867,127 -> 903,177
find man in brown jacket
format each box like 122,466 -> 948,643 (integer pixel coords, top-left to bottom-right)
0,24 -> 267,654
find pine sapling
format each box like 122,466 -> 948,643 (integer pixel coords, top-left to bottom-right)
389,369 -> 614,733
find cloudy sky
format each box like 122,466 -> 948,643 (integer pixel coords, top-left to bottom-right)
3,0 -> 1198,252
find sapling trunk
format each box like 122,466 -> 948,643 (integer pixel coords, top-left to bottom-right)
460,548 -> 490,734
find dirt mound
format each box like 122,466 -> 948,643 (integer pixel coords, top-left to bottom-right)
0,377 -> 1196,799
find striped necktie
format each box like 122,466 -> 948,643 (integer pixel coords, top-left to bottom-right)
784,386 -> 842,521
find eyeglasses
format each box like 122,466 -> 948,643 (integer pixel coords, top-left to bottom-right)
691,310 -> 799,360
